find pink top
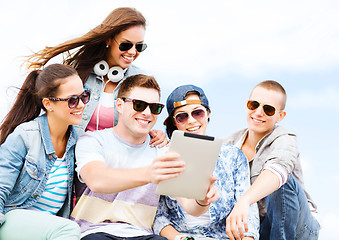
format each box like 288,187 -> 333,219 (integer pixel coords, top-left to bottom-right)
86,92 -> 115,131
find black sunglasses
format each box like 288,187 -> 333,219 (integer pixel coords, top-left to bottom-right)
48,90 -> 91,109
121,97 -> 164,115
114,39 -> 147,52
247,100 -> 279,117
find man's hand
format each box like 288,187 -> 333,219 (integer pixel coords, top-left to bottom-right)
226,197 -> 250,240
148,151 -> 185,184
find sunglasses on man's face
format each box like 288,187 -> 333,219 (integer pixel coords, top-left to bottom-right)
48,90 -> 91,109
173,108 -> 207,125
246,100 -> 279,117
121,98 -> 164,115
114,39 -> 147,53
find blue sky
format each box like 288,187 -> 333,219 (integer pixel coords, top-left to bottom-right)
1,1 -> 338,239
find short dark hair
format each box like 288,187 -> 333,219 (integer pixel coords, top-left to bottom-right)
251,80 -> 287,110
117,74 -> 161,98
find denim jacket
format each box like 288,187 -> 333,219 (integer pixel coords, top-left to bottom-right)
74,64 -> 145,136
0,114 -> 77,225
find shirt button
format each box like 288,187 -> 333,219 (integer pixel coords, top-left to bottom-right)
33,170 -> 37,176
33,194 -> 38,198
13,205 -> 17,208
48,155 -> 53,160
93,95 -> 98,100
83,115 -> 88,120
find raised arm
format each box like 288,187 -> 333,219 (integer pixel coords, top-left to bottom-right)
80,151 -> 185,194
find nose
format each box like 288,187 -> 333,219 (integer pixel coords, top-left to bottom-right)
187,113 -> 197,123
254,105 -> 265,116
127,45 -> 137,55
76,98 -> 85,109
141,105 -> 152,115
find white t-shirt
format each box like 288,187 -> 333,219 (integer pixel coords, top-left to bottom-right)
74,128 -> 167,238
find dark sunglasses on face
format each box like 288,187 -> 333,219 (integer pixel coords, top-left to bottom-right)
121,97 -> 164,115
173,108 -> 207,125
48,90 -> 91,109
246,100 -> 280,117
114,39 -> 147,53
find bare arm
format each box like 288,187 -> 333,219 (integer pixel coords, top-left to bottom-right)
226,169 -> 280,240
159,225 -> 181,240
176,177 -> 219,217
80,151 -> 185,194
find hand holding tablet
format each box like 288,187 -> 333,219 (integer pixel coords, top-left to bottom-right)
156,130 -> 223,200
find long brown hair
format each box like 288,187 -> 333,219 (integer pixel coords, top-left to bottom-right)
0,64 -> 77,144
25,7 -> 146,82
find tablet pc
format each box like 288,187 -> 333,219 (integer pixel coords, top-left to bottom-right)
156,130 -> 223,200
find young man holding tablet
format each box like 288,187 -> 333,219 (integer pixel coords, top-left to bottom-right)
71,75 -> 217,240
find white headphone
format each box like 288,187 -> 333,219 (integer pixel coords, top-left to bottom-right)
93,60 -> 124,83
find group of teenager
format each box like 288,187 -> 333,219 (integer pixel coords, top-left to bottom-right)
0,7 -> 320,240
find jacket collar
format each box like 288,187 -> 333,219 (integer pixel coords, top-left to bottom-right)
38,114 -> 77,155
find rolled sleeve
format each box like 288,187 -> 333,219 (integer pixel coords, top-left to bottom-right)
152,196 -> 173,234
262,134 -> 298,186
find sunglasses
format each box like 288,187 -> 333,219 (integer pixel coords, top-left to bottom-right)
114,39 -> 147,53
246,100 -> 279,117
48,90 -> 91,109
121,97 -> 164,115
173,108 -> 207,125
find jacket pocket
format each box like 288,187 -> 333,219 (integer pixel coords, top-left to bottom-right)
6,156 -> 44,205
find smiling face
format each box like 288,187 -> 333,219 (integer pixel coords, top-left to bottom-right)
115,87 -> 161,144
173,94 -> 209,135
45,74 -> 86,126
105,25 -> 146,69
246,86 -> 286,139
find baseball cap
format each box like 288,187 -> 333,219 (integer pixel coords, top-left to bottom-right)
164,84 -> 210,124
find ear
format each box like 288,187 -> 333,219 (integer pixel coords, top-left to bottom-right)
206,110 -> 211,123
276,110 -> 286,123
42,98 -> 53,112
115,98 -> 124,114
105,38 -> 113,48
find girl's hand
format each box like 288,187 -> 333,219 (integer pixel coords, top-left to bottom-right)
149,129 -> 169,148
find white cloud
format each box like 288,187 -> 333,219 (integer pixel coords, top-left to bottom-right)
288,87 -> 339,112
319,212 -> 339,239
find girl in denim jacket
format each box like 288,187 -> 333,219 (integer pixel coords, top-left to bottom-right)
0,64 -> 90,239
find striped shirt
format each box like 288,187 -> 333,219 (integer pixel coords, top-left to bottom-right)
71,129 -> 166,238
29,155 -> 68,214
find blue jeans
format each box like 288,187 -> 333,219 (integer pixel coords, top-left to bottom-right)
259,175 -> 320,240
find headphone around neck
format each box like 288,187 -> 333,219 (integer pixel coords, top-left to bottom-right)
93,60 -> 124,83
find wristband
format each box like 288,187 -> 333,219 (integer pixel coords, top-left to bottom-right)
195,199 -> 210,207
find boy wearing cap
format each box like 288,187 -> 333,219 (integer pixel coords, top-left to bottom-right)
153,85 -> 259,240
224,80 -> 320,240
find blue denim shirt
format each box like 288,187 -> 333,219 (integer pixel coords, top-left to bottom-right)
0,114 -> 77,225
153,144 -> 259,240
74,64 -> 145,136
